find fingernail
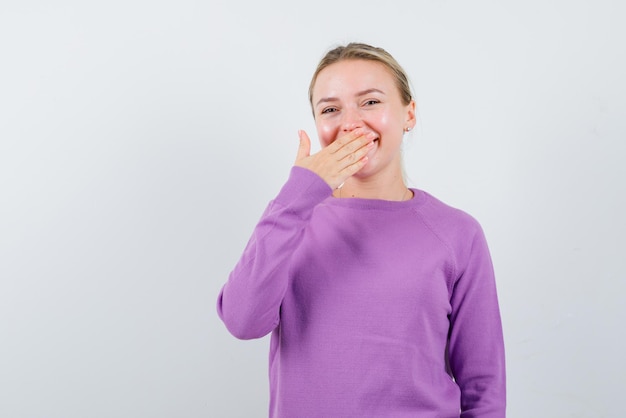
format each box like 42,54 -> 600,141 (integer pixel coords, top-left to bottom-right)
366,132 -> 377,139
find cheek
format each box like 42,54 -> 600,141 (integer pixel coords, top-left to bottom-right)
316,121 -> 339,147
376,112 -> 393,132
373,109 -> 404,140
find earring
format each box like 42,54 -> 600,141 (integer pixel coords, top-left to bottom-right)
404,127 -> 412,132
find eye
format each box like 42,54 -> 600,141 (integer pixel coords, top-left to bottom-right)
363,99 -> 380,106
321,107 -> 338,114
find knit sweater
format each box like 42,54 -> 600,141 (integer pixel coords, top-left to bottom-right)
217,167 -> 506,418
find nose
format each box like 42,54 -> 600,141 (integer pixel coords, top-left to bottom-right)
341,106 -> 363,132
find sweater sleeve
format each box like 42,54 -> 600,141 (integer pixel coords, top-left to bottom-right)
217,167 -> 332,340
448,223 -> 506,417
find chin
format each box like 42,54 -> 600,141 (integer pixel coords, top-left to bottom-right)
354,163 -> 379,179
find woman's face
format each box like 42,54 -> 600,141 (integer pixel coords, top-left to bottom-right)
311,59 -> 415,180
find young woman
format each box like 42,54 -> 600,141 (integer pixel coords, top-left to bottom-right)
217,43 -> 506,417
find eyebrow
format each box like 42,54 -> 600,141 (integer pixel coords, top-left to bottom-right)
315,88 -> 385,107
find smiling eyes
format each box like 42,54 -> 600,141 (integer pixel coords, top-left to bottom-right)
320,99 -> 381,115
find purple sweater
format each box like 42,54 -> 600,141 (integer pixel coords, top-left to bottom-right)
217,167 -> 506,417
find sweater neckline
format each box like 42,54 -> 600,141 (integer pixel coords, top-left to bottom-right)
323,188 -> 427,211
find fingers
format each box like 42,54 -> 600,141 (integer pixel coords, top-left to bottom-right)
338,154 -> 369,179
293,128 -> 374,190
330,129 -> 376,159
295,130 -> 311,163
337,141 -> 372,174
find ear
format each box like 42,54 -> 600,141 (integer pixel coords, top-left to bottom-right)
405,100 -> 417,131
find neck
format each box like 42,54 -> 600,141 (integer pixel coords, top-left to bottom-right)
334,173 -> 411,201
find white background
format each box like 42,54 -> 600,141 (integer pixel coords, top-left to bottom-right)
1,1 -> 624,417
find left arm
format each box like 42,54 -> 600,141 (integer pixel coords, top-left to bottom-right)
448,225 -> 506,417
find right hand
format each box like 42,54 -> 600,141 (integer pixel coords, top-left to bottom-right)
294,129 -> 375,190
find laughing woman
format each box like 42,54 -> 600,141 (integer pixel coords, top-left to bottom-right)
217,43 -> 506,418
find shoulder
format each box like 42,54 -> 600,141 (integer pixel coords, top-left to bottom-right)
413,191 -> 490,266
414,191 -> 494,288
414,190 -> 484,240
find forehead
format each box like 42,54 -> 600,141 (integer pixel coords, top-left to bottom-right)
312,59 -> 397,100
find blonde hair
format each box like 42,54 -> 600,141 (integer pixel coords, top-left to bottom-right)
308,43 -> 413,110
